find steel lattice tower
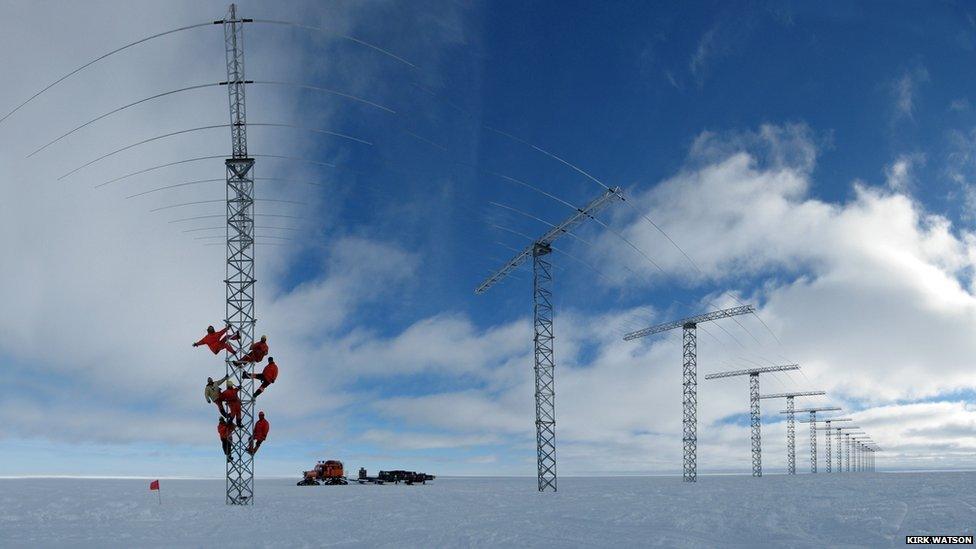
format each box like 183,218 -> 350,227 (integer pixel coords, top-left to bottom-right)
761,391 -> 825,476
476,187 -> 622,492
836,428 -> 842,471
532,243 -> 557,492
808,411 -> 817,474
626,305 -> 755,482
749,374 -> 762,477
824,419 -> 832,472
785,397 -> 796,474
845,433 -> 851,472
681,323 -> 697,482
221,3 -> 256,505
705,364 -> 799,478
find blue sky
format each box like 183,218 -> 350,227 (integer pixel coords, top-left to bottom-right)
1,0 -> 975,478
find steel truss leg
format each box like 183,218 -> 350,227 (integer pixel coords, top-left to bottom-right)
836,429 -> 842,473
223,4 -> 255,506
786,397 -> 796,475
845,435 -> 850,472
682,324 -> 698,482
809,411 -> 817,474
532,244 -> 557,492
824,421 -> 832,473
750,374 -> 761,477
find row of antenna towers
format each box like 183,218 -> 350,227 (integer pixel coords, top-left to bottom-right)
476,189 -> 881,490
3,5 -> 885,502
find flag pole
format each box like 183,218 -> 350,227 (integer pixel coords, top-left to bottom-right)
157,486 -> 161,505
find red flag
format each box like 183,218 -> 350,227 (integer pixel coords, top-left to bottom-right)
149,480 -> 160,491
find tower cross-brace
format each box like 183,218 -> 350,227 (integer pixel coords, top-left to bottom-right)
705,364 -> 800,477
623,305 -> 755,482
476,186 -> 623,492
219,3 -> 256,505
759,391 -> 825,475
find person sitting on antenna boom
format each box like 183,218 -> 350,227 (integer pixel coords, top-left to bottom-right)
217,380 -> 243,428
247,411 -> 270,455
205,375 -> 231,416
217,417 -> 234,462
242,357 -> 278,398
232,335 -> 268,366
193,324 -> 239,356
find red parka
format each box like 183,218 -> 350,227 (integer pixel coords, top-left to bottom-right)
253,418 -> 270,441
196,327 -> 230,354
262,361 -> 279,384
219,387 -> 241,414
244,340 -> 269,362
218,421 -> 234,440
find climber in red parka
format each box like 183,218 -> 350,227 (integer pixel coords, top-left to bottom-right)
217,380 -> 243,428
232,335 -> 268,366
193,324 -> 239,356
247,411 -> 270,455
218,417 -> 234,462
243,357 -> 278,398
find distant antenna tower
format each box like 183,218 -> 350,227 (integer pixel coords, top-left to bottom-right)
704,364 -> 800,477
219,3 -> 256,505
759,391 -> 825,475
476,187 -> 623,492
831,425 -> 859,472
843,431 -> 864,472
794,406 -> 841,474
815,417 -> 852,472
623,305 -> 755,482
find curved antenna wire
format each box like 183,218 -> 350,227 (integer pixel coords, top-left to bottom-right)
488,124 -> 701,275
252,80 -> 395,113
168,213 -> 306,223
27,83 -> 223,157
251,19 -> 416,68
97,155 -> 226,188
99,153 -> 342,189
60,124 -> 228,180
488,200 -> 595,247
485,125 -> 611,191
149,198 -> 304,212
194,234 -> 296,241
126,176 -> 330,199
126,178 -> 224,199
0,21 -> 215,126
483,168 -> 666,274
183,225 -> 299,234
486,199 -> 647,283
203,242 -> 289,247
60,123 -> 372,180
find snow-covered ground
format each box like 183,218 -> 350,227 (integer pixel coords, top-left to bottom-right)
0,473 -> 972,548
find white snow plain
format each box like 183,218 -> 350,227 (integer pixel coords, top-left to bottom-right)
0,473 -> 973,548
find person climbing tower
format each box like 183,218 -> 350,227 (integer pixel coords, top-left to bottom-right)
247,411 -> 270,455
243,357 -> 278,398
218,417 -> 234,462
232,334 -> 268,366
205,375 -> 231,416
193,324 -> 239,356
218,380 -> 243,428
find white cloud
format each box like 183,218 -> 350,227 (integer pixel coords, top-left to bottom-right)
884,153 -> 924,192
892,64 -> 929,121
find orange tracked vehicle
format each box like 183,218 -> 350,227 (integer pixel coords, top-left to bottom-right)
297,460 -> 347,485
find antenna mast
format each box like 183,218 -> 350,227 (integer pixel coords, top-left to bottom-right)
624,305 -> 755,482
759,391 -> 825,475
221,3 -> 256,505
704,364 -> 800,477
476,186 -> 623,492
